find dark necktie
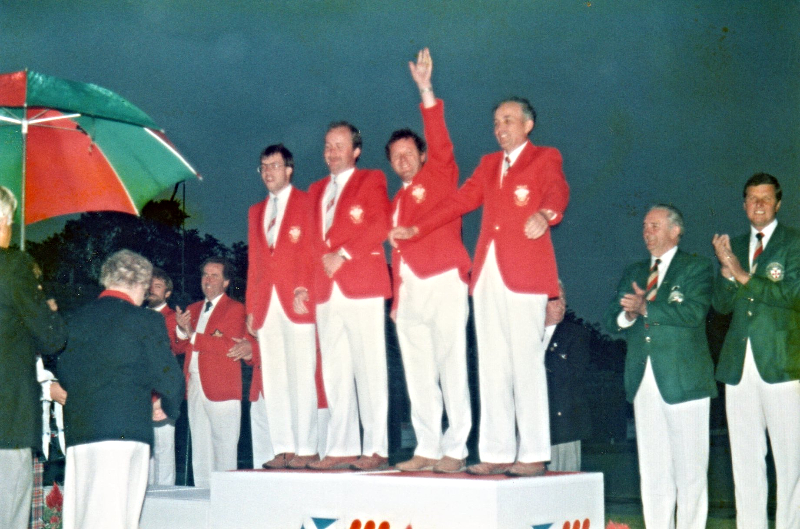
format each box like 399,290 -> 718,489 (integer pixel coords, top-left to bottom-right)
204,301 -> 212,313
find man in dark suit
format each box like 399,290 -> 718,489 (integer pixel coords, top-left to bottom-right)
543,282 -> 591,472
59,249 -> 184,528
605,204 -> 716,529
391,96 -> 570,476
712,173 -> 800,529
0,186 -> 66,529
175,257 -> 253,487
306,122 -> 392,471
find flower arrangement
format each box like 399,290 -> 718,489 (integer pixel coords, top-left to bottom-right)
41,482 -> 63,529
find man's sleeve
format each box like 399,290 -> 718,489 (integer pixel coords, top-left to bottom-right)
12,253 -> 66,355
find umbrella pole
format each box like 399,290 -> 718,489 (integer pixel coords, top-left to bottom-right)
20,104 -> 27,251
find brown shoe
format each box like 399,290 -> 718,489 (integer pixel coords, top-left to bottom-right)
466,461 -> 513,475
286,454 -> 319,469
350,453 -> 390,471
262,452 -> 296,469
306,455 -> 359,470
506,461 -> 546,477
395,455 -> 439,472
433,456 -> 466,474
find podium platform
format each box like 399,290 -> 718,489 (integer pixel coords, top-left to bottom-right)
141,468 -> 604,529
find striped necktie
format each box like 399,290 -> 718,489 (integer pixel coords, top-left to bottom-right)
645,258 -> 661,302
751,232 -> 764,272
266,195 -> 278,248
500,155 -> 511,187
324,176 -> 337,235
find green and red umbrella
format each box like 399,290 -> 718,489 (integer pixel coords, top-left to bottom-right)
0,69 -> 199,248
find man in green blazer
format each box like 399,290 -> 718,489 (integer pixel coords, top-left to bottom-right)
0,186 -> 66,529
712,173 -> 800,529
605,204 -> 716,529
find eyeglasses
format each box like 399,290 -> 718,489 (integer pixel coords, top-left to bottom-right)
257,162 -> 286,174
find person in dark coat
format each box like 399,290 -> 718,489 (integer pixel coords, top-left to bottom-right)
0,186 -> 66,529
544,282 -> 591,471
59,249 -> 184,529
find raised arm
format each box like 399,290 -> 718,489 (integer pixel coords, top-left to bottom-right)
410,47 -> 435,108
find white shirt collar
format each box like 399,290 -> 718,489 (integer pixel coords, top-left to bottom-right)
504,141 -> 528,165
651,245 -> 678,273
751,219 -> 778,248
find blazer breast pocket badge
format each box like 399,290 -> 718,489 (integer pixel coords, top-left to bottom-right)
766,262 -> 784,281
667,285 -> 684,303
349,205 -> 364,224
514,185 -> 530,207
288,226 -> 302,243
411,184 -> 426,204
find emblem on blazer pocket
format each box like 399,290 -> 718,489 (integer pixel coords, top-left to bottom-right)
349,205 -> 364,224
514,185 -> 530,206
667,286 -> 684,303
767,262 -> 784,281
411,184 -> 426,203
288,226 -> 301,242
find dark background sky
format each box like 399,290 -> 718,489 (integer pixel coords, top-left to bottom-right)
3,1 -> 799,325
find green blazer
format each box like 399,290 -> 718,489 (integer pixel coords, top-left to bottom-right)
0,249 -> 66,450
605,249 -> 717,404
712,223 -> 800,384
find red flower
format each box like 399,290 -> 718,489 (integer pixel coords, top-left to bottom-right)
45,482 -> 63,511
50,514 -> 60,524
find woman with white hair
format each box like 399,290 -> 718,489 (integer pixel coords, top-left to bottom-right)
59,249 -> 184,529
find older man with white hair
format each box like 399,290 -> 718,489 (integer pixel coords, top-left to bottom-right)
0,186 -> 66,529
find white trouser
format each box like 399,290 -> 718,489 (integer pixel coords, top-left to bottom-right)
257,291 -> 318,456
396,263 -> 471,460
472,244 -> 550,463
317,408 -> 330,457
250,394 -> 274,468
316,283 -> 388,457
63,441 -> 150,529
0,448 -> 32,529
148,423 -> 175,485
634,359 -> 709,529
187,373 -> 240,488
547,441 -> 581,472
726,345 -> 800,529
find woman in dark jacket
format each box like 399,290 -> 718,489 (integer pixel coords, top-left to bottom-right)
59,249 -> 184,529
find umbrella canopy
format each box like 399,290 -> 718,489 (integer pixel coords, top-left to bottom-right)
0,70 -> 199,247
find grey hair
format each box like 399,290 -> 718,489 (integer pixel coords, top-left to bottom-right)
100,249 -> 153,289
0,186 -> 18,223
649,203 -> 684,236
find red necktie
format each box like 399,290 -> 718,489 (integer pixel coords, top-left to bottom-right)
645,259 -> 660,302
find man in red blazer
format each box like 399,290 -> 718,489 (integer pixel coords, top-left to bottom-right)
146,267 -> 182,486
388,49 -> 471,474
246,144 -> 319,470
175,258 -> 252,487
306,121 -> 392,471
391,96 -> 570,476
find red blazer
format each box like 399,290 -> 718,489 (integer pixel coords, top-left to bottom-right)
390,100 -> 471,312
157,305 -> 181,355
308,168 -> 391,303
247,340 -> 262,403
416,141 -> 569,298
246,187 -> 315,329
152,304 -> 181,404
177,294 -> 249,402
